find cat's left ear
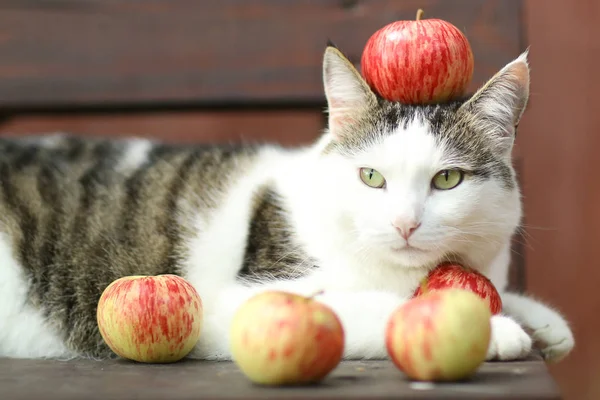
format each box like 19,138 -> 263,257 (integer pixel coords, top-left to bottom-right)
459,51 -> 530,151
323,45 -> 378,140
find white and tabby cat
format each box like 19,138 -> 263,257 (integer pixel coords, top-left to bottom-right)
0,46 -> 574,362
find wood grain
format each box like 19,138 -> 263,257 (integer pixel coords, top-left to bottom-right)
0,356 -> 561,400
0,0 -> 522,109
0,110 -> 325,146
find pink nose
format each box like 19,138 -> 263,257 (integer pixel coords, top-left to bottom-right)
393,219 -> 421,240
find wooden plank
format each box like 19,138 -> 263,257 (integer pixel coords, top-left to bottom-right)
0,110 -> 325,146
519,1 -> 600,399
506,157 -> 527,293
0,356 -> 561,400
0,0 -> 522,109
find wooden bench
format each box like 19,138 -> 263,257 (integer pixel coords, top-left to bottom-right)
0,1 -> 561,399
0,354 -> 561,400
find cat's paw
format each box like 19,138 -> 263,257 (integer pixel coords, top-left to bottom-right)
486,315 -> 532,361
187,341 -> 233,361
500,292 -> 575,363
530,317 -> 574,363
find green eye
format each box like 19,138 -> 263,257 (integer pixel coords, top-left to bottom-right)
359,168 -> 386,189
432,169 -> 464,190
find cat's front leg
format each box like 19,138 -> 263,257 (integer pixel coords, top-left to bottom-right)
317,290 -> 406,359
500,292 -> 574,362
187,279 -> 405,361
453,295 -> 571,362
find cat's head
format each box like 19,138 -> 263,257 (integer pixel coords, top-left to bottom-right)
314,45 -> 529,270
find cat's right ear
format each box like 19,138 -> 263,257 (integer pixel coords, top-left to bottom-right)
323,45 -> 377,140
457,51 -> 530,152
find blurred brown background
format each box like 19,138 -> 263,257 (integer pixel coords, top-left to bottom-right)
0,1 -> 597,398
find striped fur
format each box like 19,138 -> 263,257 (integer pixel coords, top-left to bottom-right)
0,135 -> 306,357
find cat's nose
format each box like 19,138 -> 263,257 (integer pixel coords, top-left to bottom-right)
392,218 -> 421,240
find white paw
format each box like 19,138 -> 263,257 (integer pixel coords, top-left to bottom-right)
486,315 -> 532,361
187,347 -> 232,361
500,292 -> 575,363
530,319 -> 575,363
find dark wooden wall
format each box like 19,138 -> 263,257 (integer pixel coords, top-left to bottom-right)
0,0 -> 521,109
0,1 -> 595,398
519,1 -> 600,399
0,0 -> 522,148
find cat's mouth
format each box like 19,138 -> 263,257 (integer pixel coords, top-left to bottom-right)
391,244 -> 427,253
388,244 -> 438,268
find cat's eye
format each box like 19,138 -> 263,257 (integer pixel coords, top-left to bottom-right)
359,168 -> 386,189
432,169 -> 464,190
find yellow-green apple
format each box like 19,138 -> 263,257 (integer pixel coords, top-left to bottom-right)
97,274 -> 203,363
386,289 -> 491,381
413,262 -> 503,314
229,290 -> 344,385
361,9 -> 474,104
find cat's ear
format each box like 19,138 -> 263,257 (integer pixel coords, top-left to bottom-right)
459,51 -> 530,150
323,45 -> 378,139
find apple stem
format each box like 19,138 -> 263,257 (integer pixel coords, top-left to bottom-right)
419,278 -> 429,294
416,9 -> 424,21
307,290 -> 325,300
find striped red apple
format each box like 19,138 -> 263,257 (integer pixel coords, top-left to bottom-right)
413,262 -> 503,315
361,9 -> 474,104
97,274 -> 203,363
229,291 -> 344,385
386,289 -> 492,381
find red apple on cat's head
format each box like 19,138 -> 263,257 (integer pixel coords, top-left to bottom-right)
413,262 -> 502,315
361,9 -> 474,104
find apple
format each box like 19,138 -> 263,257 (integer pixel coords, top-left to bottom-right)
413,262 -> 503,314
360,9 -> 474,104
229,290 -> 344,385
97,274 -> 203,363
386,289 -> 491,381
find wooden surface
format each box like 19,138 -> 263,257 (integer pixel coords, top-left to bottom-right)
0,0 -> 522,109
0,355 -> 561,400
0,110 -> 325,146
519,1 -> 600,399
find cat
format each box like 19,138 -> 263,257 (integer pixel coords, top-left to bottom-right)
0,45 -> 574,363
